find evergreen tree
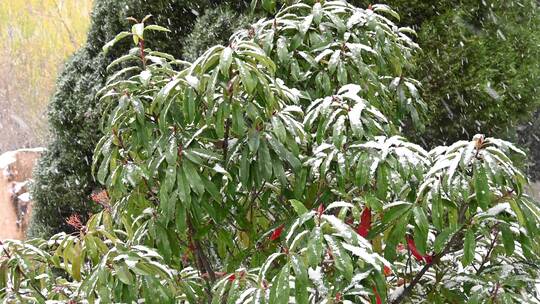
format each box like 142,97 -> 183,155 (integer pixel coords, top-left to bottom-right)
412,0 -> 540,146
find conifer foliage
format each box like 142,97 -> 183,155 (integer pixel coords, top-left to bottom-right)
2,1 -> 539,303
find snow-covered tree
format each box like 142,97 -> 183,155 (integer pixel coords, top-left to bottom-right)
2,1 -> 539,303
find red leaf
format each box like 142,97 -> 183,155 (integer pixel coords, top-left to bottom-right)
406,235 -> 432,263
270,224 -> 285,241
373,287 -> 382,304
383,265 -> 392,277
317,204 -> 325,217
357,207 -> 372,238
406,235 -> 423,261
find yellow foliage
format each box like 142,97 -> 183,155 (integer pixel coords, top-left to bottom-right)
0,0 -> 93,151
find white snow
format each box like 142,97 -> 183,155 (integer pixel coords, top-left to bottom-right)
17,192 -> 31,203
308,266 -> 328,295
9,181 -> 28,195
0,148 -> 44,178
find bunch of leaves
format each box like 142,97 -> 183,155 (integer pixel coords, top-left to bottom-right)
28,0 -> 241,238
3,1 -> 540,303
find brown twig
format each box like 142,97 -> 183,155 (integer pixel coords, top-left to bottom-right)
139,40 -> 146,69
223,119 -> 231,166
476,226 -> 499,275
392,201 -> 471,304
391,229 -> 464,304
187,217 -> 215,303
490,282 -> 500,303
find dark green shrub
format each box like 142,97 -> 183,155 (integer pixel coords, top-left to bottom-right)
413,0 -> 540,145
182,4 -> 253,62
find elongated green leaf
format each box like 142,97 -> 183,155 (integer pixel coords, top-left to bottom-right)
220,47 -> 233,78
413,206 -> 429,236
267,134 -> 301,170
145,24 -> 171,32
291,255 -> 309,304
325,235 -> 353,280
383,202 -> 411,224
462,230 -> 475,266
262,0 -> 276,13
103,31 -> 131,53
307,227 -> 323,267
182,161 -> 205,196
474,164 -> 491,210
290,200 -> 309,216
500,224 -> 515,256
269,265 -> 289,304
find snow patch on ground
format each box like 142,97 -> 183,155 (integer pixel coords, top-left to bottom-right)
0,148 -> 45,177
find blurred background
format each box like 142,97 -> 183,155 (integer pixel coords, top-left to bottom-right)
0,0 -> 93,152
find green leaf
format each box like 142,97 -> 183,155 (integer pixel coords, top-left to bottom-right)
261,0 -> 276,13
144,24 -> 171,32
182,161 -> 205,196
325,235 -> 353,280
177,165 -> 192,204
97,151 -> 111,184
271,116 -> 287,142
474,164 -> 491,210
500,224 -> 515,255
175,201 -> 187,233
269,265 -> 289,304
258,139 -> 273,180
382,202 -> 412,224
385,215 -> 408,260
114,264 -> 134,285
266,134 -> 301,170
237,59 -> 257,93
277,37 -> 289,64
413,206 -> 429,235
232,102 -> 246,135
355,153 -> 369,187
413,224 -> 428,256
290,255 -> 309,304
290,200 -> 309,216
462,230 -> 475,266
328,50 -> 340,74
307,227 -> 323,267
103,31 -> 131,53
431,193 -> 444,230
376,164 -> 389,199
240,149 -> 250,187
219,47 -> 233,78
166,136 -> 178,166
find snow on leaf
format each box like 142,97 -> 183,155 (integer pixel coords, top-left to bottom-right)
326,201 -> 354,210
341,243 -> 378,268
308,266 -> 328,295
